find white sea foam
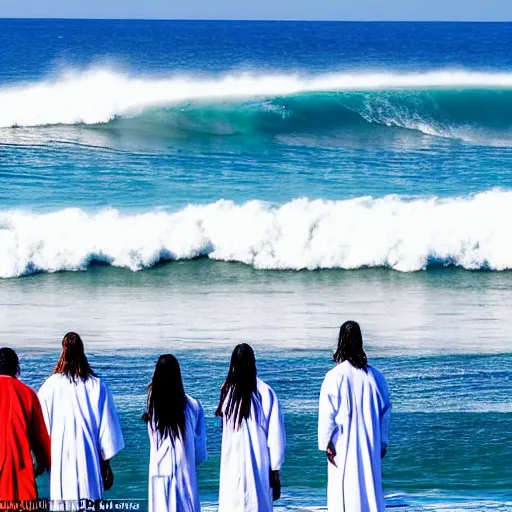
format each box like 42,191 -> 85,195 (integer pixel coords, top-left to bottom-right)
1,191 -> 511,278
3,68 -> 512,128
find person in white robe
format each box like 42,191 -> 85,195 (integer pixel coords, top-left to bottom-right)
318,321 -> 391,512
216,343 -> 286,512
144,354 -> 207,512
38,332 -> 125,502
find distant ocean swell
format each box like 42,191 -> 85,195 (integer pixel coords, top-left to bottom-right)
1,190 -> 511,278
3,69 -> 512,143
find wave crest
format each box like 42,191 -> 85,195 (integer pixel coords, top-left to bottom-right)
1,191 -> 511,278
4,68 -> 512,144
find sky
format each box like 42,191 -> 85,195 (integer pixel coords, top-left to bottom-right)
0,0 -> 511,21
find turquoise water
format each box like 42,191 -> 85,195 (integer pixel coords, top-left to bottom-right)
2,19 -> 512,510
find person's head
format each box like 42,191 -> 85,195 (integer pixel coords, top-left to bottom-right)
54,332 -> 97,383
0,348 -> 20,378
144,354 -> 187,442
215,343 -> 258,428
333,321 -> 368,372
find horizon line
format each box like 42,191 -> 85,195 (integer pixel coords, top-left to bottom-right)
1,17 -> 512,23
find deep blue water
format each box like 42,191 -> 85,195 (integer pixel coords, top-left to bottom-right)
2,20 -> 512,80
1,19 -> 512,511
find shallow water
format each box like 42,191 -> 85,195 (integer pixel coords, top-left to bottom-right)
1,263 -> 512,510
14,347 -> 512,510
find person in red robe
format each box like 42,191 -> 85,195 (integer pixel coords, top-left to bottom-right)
0,347 -> 51,501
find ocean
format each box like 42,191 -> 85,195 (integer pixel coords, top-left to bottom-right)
1,19 -> 512,511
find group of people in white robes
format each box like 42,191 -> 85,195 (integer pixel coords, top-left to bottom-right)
144,345 -> 286,512
22,320 -> 391,512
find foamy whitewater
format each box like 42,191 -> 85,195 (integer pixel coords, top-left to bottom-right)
1,191 -> 510,278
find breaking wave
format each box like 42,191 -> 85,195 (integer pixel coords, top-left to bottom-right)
3,68 -> 512,143
1,190 -> 511,278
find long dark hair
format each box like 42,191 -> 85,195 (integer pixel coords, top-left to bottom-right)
54,332 -> 97,383
0,348 -> 20,378
333,321 -> 369,371
143,354 -> 187,443
215,343 -> 258,429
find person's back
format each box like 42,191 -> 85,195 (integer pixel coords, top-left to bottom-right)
38,333 -> 124,501
0,348 -> 50,501
147,395 -> 206,512
145,354 -> 207,512
321,362 -> 389,511
39,373 -> 122,499
318,321 -> 391,512
217,345 -> 286,512
219,378 -> 283,512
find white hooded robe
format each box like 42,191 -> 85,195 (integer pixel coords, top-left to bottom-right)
318,361 -> 391,512
38,373 -> 125,501
147,394 -> 207,512
218,378 -> 286,512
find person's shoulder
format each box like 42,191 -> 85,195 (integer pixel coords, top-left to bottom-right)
10,377 -> 37,398
325,361 -> 351,380
368,365 -> 386,382
257,378 -> 279,402
186,393 -> 201,411
42,373 -> 61,383
90,375 -> 107,393
39,373 -> 63,393
185,394 -> 205,421
3,378 -> 41,412
23,382 -> 45,410
257,377 -> 273,394
367,365 -> 389,390
90,374 -> 102,385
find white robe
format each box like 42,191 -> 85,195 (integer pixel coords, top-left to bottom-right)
218,378 -> 286,512
147,395 -> 207,512
318,361 -> 391,512
38,373 -> 125,501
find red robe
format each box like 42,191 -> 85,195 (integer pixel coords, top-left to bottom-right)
0,375 -> 51,500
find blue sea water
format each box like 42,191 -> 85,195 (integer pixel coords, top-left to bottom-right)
1,19 -> 512,511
